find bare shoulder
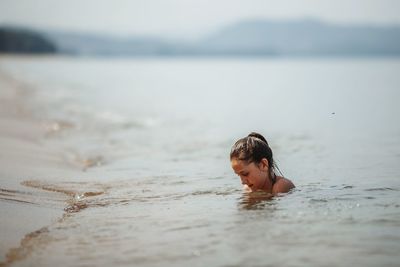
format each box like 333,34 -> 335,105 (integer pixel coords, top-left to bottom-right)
272,176 -> 295,194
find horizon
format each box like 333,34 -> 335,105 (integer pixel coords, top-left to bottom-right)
2,16 -> 400,41
1,0 -> 400,40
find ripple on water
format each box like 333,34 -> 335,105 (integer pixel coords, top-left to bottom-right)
19,178 -> 242,217
22,180 -> 107,213
191,188 -> 240,196
309,198 -> 329,203
0,184 -> 67,208
0,188 -> 36,205
364,187 -> 399,192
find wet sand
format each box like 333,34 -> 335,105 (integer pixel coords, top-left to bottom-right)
0,68 -> 71,263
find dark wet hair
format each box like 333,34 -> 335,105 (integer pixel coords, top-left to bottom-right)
230,132 -> 275,170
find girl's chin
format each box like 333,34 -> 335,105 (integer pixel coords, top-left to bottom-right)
243,184 -> 256,192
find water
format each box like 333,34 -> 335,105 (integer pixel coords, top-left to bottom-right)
1,56 -> 400,266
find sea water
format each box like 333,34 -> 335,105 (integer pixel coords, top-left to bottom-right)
0,56 -> 400,266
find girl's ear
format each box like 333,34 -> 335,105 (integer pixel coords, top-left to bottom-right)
259,158 -> 269,171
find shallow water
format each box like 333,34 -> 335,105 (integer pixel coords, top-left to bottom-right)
1,56 -> 400,266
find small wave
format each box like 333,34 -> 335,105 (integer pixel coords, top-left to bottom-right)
364,187 -> 398,192
309,198 -> 328,203
22,180 -> 107,213
207,176 -> 224,180
342,185 -> 354,189
368,218 -> 400,226
332,197 -> 356,201
22,180 -> 105,197
22,180 -> 75,196
328,184 -> 355,190
42,119 -> 74,136
0,191 -> 36,205
191,188 -> 240,196
0,187 -> 53,206
78,155 -> 105,171
64,153 -> 106,171
64,202 -> 88,213
19,179 -> 239,215
167,223 -> 210,232
374,203 -> 400,208
191,190 -> 214,196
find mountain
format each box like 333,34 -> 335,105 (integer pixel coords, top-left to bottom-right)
42,30 -> 174,56
0,26 -> 57,54
2,19 -> 400,56
201,18 -> 400,56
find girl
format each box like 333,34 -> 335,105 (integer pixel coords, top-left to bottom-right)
230,132 -> 295,194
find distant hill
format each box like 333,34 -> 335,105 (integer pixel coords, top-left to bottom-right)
202,19 -> 400,56
42,30 -> 174,56
0,27 -> 57,54
2,19 -> 400,56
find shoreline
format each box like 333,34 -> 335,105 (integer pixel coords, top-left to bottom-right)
0,68 -> 75,264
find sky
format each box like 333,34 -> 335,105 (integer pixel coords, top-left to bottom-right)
1,0 -> 400,39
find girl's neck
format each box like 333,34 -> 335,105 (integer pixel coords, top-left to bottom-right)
262,170 -> 275,193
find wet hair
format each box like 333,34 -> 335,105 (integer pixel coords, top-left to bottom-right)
230,132 -> 275,170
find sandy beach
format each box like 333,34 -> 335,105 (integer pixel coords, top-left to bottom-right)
0,66 -> 73,264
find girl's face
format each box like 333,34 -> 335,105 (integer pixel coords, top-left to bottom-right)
231,158 -> 269,192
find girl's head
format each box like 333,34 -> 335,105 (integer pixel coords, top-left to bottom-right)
230,132 -> 274,169
230,132 -> 276,192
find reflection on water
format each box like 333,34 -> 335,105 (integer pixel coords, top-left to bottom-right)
238,191 -> 275,210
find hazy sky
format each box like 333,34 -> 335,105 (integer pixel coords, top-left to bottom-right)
1,0 -> 400,38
